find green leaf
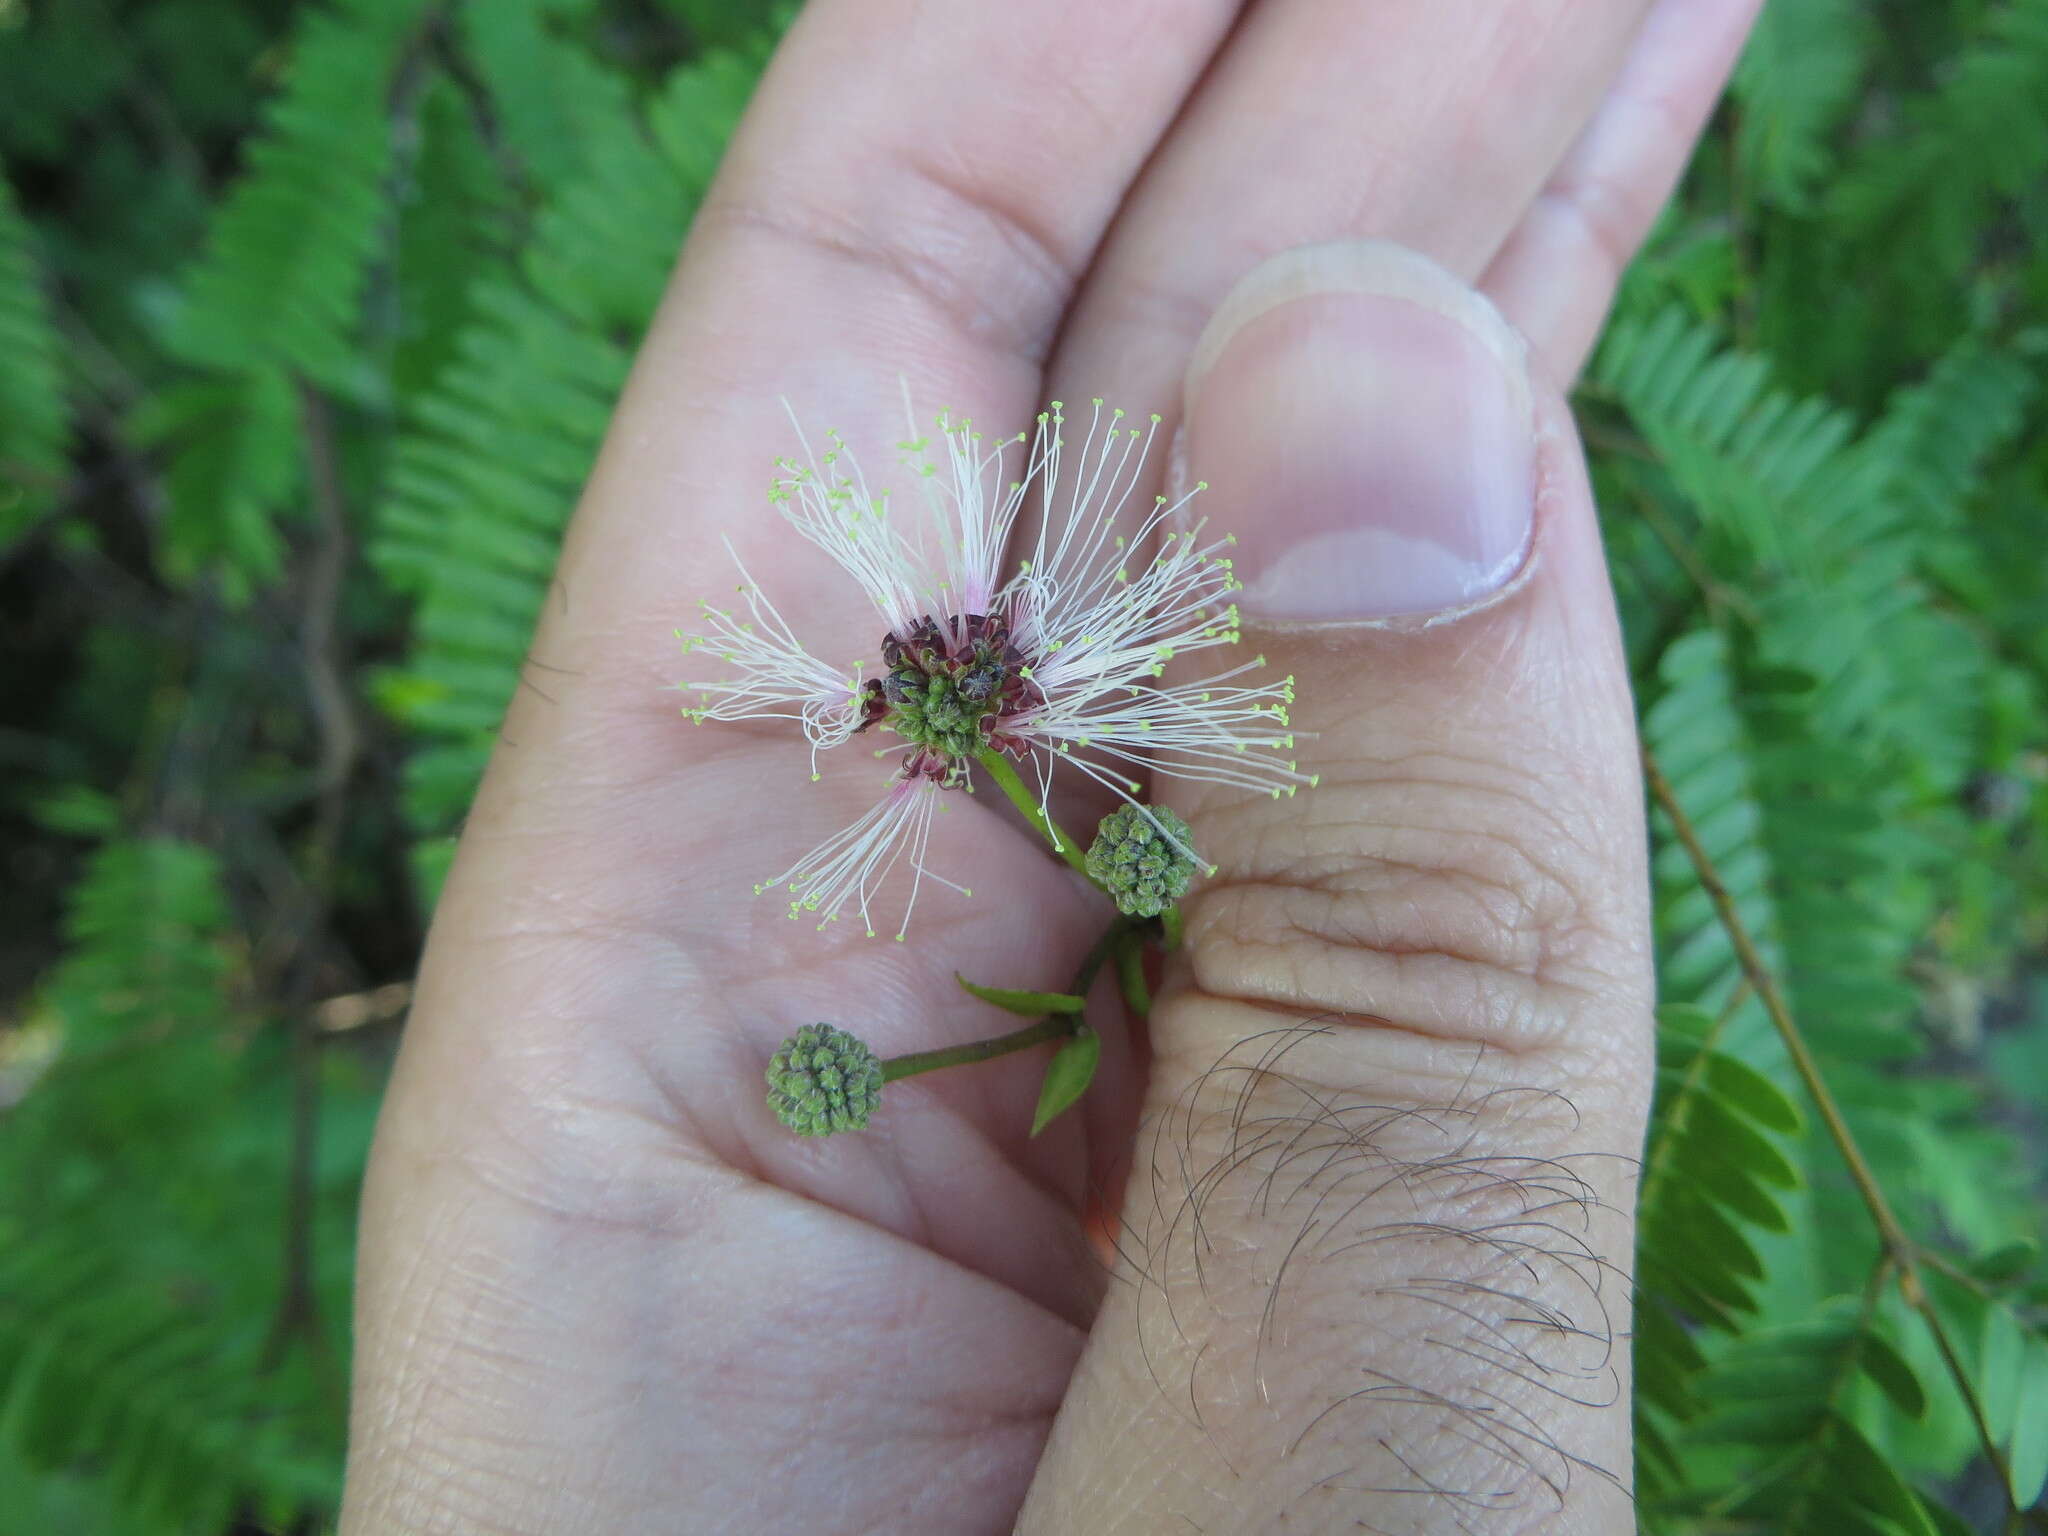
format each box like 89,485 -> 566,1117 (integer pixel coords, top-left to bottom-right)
130,370 -> 300,602
1968,1237 -> 2039,1285
1921,1497 -> 1982,1536
1653,1003 -> 1718,1072
1732,0 -> 1871,210
1857,1330 -> 1927,1420
1982,1302 -> 2026,1440
0,839 -> 372,1531
1824,1414 -> 1943,1535
1692,1095 -> 1802,1189
27,786 -> 121,839
370,40 -> 760,853
1682,1142 -> 1793,1232
2008,1335 -> 2048,1509
956,975 -> 1086,1017
1030,1028 -> 1100,1138
1705,1051 -> 1805,1135
162,0 -> 426,384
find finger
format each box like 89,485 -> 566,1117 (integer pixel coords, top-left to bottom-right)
1022,0 -> 1653,837
543,0 -> 1244,713
349,6 -> 1249,1532
464,0 -> 1247,1158
402,0 -> 1247,1204
1481,0 -> 1764,381
1023,244 -> 1650,1531
1043,0 -> 1654,414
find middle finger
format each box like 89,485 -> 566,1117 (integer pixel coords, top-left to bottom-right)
1052,0 -> 1654,405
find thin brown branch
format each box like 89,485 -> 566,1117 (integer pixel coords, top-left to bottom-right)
1628,483 -> 1759,625
257,380 -> 361,1401
1642,740 -> 2016,1512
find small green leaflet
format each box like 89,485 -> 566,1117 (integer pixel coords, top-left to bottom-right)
2008,1333 -> 2048,1509
956,974 -> 1086,1016
1856,1330 -> 1925,1420
1031,1027 -> 1100,1138
1968,1237 -> 2039,1285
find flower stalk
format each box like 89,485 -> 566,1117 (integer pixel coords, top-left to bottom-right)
975,746 -> 1089,877
878,918 -> 1130,1084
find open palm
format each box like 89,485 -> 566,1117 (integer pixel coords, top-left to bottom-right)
344,2 -> 1759,1531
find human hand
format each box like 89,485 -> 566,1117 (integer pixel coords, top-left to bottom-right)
341,2 -> 1761,1531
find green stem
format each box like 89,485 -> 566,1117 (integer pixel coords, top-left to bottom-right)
976,747 -> 1091,878
1116,931 -> 1151,1016
880,918 -> 1131,1084
881,1015 -> 1075,1082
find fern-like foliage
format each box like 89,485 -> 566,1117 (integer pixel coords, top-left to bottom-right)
1831,0 -> 2048,274
164,0 -> 426,384
389,77 -> 516,401
1667,1298 -> 1942,1535
143,0 -> 429,599
129,371 -> 303,600
1731,0 -> 1871,211
1672,345 -> 2033,1286
1592,304 -> 1882,575
0,841 -> 373,1533
1641,629 -> 1785,1063
1600,280 -> 2043,1510
456,0 -> 638,200
0,167 -> 69,550
1634,1003 -> 1804,1499
371,46 -> 760,892
1864,338 -> 2037,534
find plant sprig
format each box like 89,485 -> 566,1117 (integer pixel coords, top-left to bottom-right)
765,755 -> 1199,1137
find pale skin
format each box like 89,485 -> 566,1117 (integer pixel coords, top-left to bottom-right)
342,2 -> 1764,1532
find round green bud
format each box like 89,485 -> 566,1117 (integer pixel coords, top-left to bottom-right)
1086,804 -> 1200,919
765,1023 -> 884,1136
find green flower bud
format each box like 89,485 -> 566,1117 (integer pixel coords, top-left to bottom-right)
765,1023 -> 884,1136
1086,804 -> 1200,919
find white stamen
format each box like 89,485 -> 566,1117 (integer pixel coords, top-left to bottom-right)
677,539 -> 862,775
762,778 -> 947,940
680,397 -> 1314,937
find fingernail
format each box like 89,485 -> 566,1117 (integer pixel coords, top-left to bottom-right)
1183,241 -> 1535,624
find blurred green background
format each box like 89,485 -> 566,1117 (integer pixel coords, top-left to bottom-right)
0,0 -> 2044,1530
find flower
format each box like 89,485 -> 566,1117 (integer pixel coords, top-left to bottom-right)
764,1022 -> 885,1136
1086,803 -> 1201,919
679,398 -> 1312,939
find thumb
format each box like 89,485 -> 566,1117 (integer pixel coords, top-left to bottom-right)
1025,242 -> 1651,1532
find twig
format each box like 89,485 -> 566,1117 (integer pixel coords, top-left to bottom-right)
1632,487 -> 1755,625
1642,741 -> 2017,1511
257,380 -> 361,1399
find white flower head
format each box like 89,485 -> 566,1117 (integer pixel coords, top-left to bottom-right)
678,397 -> 1314,940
